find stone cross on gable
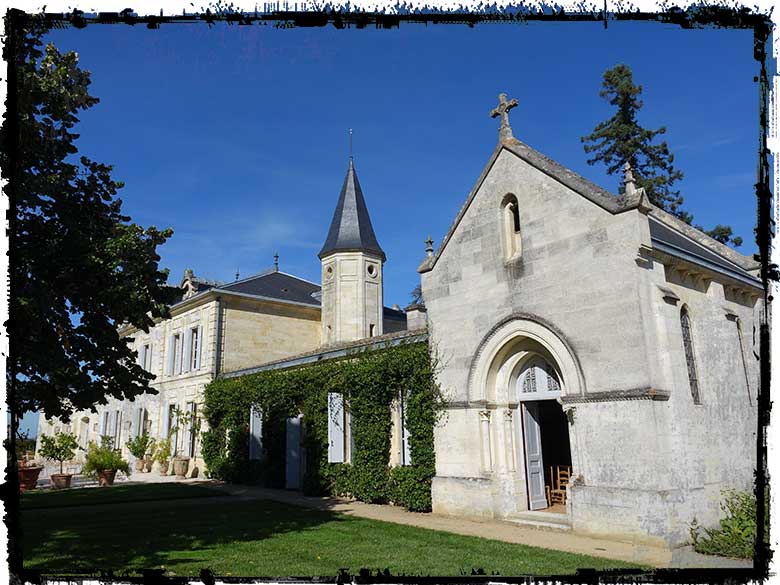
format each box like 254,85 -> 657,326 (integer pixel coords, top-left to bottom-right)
490,93 -> 519,143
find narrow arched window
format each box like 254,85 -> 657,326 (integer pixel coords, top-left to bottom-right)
502,195 -> 522,260
680,307 -> 701,404
735,318 -> 752,405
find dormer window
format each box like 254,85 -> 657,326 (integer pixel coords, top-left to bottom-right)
502,194 -> 522,260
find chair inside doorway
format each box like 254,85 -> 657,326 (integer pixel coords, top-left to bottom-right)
545,464 -> 571,514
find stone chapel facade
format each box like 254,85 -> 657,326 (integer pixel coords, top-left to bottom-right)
419,94 -> 762,547
37,94 -> 762,549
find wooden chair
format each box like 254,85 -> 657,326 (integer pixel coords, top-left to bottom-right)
550,465 -> 571,505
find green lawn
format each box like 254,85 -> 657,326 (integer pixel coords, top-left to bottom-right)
22,486 -> 647,577
21,482 -> 227,509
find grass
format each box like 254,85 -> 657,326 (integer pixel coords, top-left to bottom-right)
22,485 -> 648,577
21,482 -> 227,509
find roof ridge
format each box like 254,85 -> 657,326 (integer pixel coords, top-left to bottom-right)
275,270 -> 322,289
217,267 -> 276,289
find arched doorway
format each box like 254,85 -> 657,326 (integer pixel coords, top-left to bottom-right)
515,356 -> 572,512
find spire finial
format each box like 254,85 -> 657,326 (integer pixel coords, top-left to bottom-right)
490,92 -> 519,143
349,128 -> 353,163
623,161 -> 637,195
235,268 -> 240,281
273,252 -> 279,272
425,236 -> 434,257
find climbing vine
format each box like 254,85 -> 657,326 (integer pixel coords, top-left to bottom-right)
202,341 -> 443,512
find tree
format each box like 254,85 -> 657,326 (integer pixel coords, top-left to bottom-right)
582,64 -> 742,248
409,284 -> 424,306
38,431 -> 79,475
2,13 -> 179,423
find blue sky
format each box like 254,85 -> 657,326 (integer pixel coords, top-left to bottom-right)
23,20 -> 759,435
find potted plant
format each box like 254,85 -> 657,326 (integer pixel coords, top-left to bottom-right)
153,436 -> 172,476
16,430 -> 44,492
82,436 -> 130,486
171,406 -> 201,479
39,432 -> 80,489
125,432 -> 153,472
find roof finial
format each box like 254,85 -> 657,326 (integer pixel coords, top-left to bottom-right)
425,236 -> 434,257
490,92 -> 519,144
235,268 -> 240,281
349,128 -> 353,163
273,252 -> 279,272
623,160 -> 637,195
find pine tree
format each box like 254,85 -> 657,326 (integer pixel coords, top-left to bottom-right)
2,13 -> 179,422
582,64 -> 742,247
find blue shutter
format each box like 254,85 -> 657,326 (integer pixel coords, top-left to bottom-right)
183,329 -> 192,373
100,411 -> 108,438
249,405 -> 264,460
133,407 -> 143,438
195,325 -> 203,370
167,335 -> 175,376
401,394 -> 411,466
327,393 -> 345,463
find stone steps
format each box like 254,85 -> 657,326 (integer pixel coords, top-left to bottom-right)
505,511 -> 572,531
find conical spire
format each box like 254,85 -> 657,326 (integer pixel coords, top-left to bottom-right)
319,160 -> 385,261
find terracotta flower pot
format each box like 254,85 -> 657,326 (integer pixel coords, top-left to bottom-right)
158,461 -> 169,476
134,459 -> 145,472
50,473 -> 73,489
18,466 -> 43,492
173,457 -> 190,478
97,469 -> 117,486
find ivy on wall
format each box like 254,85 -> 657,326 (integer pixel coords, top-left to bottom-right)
201,341 -> 442,512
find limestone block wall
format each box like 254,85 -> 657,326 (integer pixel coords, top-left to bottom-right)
321,252 -> 384,344
636,261 -> 760,537
423,150 -> 652,410
221,297 -> 321,373
423,149 -> 657,483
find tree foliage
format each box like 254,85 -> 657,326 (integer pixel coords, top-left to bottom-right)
582,64 -> 742,248
2,14 -> 178,422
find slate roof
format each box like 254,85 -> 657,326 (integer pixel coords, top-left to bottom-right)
648,216 -> 760,287
216,270 -> 321,306
319,159 -> 385,261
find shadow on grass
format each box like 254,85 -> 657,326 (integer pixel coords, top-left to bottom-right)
22,494 -> 347,575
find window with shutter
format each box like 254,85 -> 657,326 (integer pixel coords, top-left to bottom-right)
249,405 -> 264,460
400,392 -> 411,466
327,392 -> 345,463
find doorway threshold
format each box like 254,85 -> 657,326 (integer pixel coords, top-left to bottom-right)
506,510 -> 571,531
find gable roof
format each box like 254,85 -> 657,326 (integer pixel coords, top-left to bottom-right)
319,159 -> 386,261
418,138 -> 759,277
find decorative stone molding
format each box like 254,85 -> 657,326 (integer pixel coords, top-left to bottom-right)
560,387 -> 670,404
656,284 -> 680,305
467,312 -> 587,403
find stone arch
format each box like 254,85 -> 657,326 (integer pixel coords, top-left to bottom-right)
468,313 -> 585,403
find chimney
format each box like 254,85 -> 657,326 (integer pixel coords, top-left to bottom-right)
404,302 -> 428,331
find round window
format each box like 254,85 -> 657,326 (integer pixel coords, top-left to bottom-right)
325,266 -> 334,280
367,264 -> 376,277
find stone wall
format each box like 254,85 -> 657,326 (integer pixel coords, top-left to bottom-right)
422,146 -> 761,547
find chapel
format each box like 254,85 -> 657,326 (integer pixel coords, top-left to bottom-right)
37,94 -> 762,548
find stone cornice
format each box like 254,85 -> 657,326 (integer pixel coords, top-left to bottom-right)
443,387 -> 670,409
